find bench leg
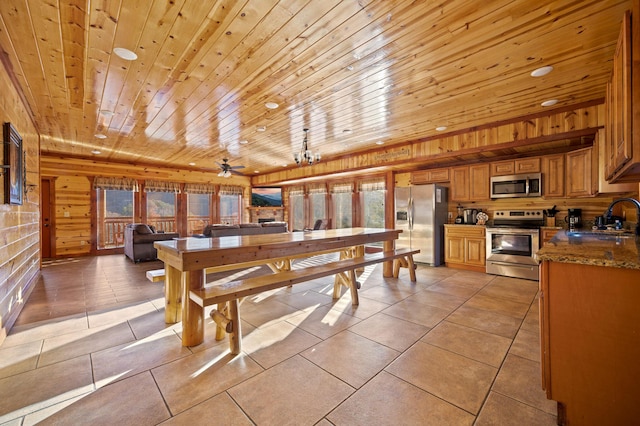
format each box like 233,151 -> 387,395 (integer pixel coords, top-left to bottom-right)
214,303 -> 228,341
348,269 -> 359,306
228,299 -> 242,355
407,255 -> 417,282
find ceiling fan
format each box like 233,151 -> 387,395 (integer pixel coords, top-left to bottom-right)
216,158 -> 245,178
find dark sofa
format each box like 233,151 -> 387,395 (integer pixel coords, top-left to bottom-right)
124,223 -> 179,263
194,221 -> 288,238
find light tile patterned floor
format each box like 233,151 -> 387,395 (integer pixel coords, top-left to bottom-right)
0,254 -> 557,425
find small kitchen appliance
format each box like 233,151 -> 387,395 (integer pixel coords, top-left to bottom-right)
565,208 -> 582,231
463,208 -> 478,224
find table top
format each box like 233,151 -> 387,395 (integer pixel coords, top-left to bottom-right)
155,228 -> 402,271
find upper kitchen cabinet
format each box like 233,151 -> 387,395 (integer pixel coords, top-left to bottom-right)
605,8 -> 640,183
451,164 -> 490,202
490,158 -> 541,176
541,154 -> 565,198
411,168 -> 450,184
566,147 -> 598,197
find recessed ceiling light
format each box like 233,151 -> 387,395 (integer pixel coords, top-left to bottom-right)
100,110 -> 114,116
257,125 -> 266,132
91,150 -> 101,155
435,126 -> 448,132
94,133 -> 107,139
531,66 -> 554,77
541,99 -> 558,107
376,141 -> 384,145
188,162 -> 196,166
113,47 -> 137,61
265,102 -> 279,109
346,65 -> 354,71
239,140 -> 249,145
281,164 -> 288,167
343,129 -> 352,134
254,170 -> 260,173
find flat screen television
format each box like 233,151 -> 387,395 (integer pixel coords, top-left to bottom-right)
251,187 -> 283,207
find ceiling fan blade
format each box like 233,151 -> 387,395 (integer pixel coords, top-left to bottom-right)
230,165 -> 245,170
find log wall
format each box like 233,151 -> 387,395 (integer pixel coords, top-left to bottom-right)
0,60 -> 40,345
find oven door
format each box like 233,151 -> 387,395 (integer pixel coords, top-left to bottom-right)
486,227 -> 539,266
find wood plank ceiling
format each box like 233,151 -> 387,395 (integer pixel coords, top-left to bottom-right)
0,0 -> 632,178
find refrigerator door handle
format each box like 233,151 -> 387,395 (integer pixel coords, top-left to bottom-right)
408,197 -> 414,230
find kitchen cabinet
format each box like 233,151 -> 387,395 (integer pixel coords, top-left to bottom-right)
411,168 -> 449,184
540,228 -> 560,247
541,154 -> 565,198
605,8 -> 640,182
490,158 -> 540,176
539,259 -> 640,425
565,147 -> 597,197
444,224 -> 485,272
451,164 -> 490,202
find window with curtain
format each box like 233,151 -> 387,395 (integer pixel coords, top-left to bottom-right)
145,180 -> 180,232
219,185 -> 243,225
93,177 -> 138,250
359,179 -> 386,229
331,183 -> 353,229
288,186 -> 305,231
185,183 -> 215,234
308,183 -> 327,228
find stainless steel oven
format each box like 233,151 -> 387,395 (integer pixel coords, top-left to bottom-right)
486,209 -> 543,281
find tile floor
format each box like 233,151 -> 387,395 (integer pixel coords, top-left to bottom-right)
0,254 -> 557,425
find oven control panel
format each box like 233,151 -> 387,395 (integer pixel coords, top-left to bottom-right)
493,209 -> 543,219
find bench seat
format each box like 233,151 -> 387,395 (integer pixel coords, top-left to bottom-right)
189,248 -> 419,354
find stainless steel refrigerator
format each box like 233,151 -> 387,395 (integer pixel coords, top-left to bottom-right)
394,184 -> 448,265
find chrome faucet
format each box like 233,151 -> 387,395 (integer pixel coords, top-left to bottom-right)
604,198 -> 640,236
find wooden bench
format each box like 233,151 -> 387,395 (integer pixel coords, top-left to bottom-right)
188,248 -> 419,354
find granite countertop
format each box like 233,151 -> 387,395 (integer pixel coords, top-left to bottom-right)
537,230 -> 640,270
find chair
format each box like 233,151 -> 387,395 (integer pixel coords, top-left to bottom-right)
312,219 -> 328,230
124,223 -> 179,263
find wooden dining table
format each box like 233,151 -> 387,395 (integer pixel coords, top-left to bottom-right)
154,227 -> 402,346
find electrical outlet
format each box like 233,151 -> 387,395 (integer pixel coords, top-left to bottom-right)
63,211 -> 70,218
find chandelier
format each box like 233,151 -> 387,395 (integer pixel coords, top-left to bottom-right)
293,128 -> 321,166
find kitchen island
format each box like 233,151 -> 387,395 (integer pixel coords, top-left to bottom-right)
536,231 -> 640,425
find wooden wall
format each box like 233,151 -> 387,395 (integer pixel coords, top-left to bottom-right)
0,60 -> 40,345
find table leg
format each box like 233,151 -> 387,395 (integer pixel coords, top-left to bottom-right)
164,265 -> 182,323
181,269 -> 205,347
382,240 -> 394,277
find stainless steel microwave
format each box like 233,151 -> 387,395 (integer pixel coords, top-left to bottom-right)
490,173 -> 542,198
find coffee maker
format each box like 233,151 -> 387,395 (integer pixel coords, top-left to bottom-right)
565,208 -> 582,231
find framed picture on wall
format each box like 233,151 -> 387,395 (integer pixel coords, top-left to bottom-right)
3,122 -> 23,205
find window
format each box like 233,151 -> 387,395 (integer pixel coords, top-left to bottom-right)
289,186 -> 305,231
96,189 -> 134,249
360,179 -> 386,228
93,177 -> 139,250
331,183 -> 353,229
147,192 -> 177,232
219,185 -> 242,224
188,193 -> 210,234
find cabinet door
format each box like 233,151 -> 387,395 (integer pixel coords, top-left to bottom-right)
542,154 -> 564,198
469,164 -> 490,201
490,160 -> 515,176
445,235 -> 465,263
611,11 -> 633,174
450,167 -> 469,201
515,157 -> 541,173
566,148 -> 597,197
465,237 -> 486,266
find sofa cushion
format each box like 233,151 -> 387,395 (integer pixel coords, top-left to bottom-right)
261,221 -> 287,228
239,223 -> 262,228
135,224 -> 154,234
